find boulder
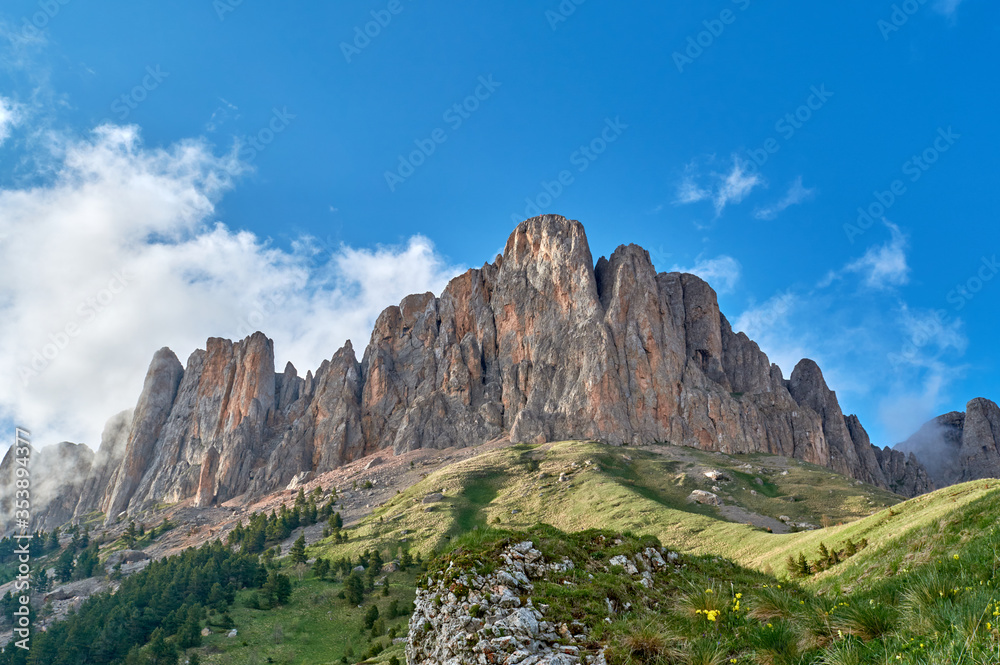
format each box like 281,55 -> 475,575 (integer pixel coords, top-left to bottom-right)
687,490 -> 721,506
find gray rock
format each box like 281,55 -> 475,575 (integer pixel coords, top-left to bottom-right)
687,490 -> 721,506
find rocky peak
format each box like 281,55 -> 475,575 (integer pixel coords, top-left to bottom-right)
959,398 -> 1000,478
0,441 -> 95,533
13,215 -> 942,530
894,400 -> 1000,489
102,348 -> 184,520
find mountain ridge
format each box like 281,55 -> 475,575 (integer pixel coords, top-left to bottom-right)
2,216 -> 935,531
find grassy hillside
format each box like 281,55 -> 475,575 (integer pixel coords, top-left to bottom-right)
308,440 -> 905,568
16,439 -> 1000,664
145,440 -> 1000,664
195,567 -> 418,665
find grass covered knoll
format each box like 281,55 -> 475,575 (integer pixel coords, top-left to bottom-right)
307,440 -> 904,568
430,523 -> 1000,665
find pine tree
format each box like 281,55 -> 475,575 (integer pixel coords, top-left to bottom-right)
363,604 -> 380,629
290,535 -> 308,565
344,573 -> 364,605
786,555 -> 799,577
31,566 -> 49,593
313,557 -> 331,579
74,543 -> 100,579
124,521 -> 137,549
178,607 -> 203,648
797,553 -> 810,577
56,547 -> 76,582
263,571 -> 293,606
844,539 -> 858,557
147,627 -> 178,665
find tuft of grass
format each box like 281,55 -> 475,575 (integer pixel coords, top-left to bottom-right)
835,602 -> 899,641
687,638 -> 730,665
606,621 -> 685,665
749,620 -> 802,665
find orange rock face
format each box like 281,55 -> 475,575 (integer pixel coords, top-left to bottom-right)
74,216 -> 933,522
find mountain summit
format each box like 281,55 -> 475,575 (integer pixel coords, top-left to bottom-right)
5,216 -> 934,530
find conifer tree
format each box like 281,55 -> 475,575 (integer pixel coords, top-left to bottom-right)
290,535 -> 308,565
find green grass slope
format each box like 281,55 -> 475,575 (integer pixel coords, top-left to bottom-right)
308,440 -> 904,568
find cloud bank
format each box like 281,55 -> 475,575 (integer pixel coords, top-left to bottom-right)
0,125 -> 464,448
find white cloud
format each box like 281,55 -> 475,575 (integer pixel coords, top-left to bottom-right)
673,155 -> 764,218
753,176 -> 815,221
0,96 -> 21,145
0,124 -> 465,448
845,221 -> 910,289
670,255 -> 742,294
714,159 -> 763,216
674,178 -> 711,205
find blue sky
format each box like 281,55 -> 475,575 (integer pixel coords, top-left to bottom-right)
0,0 -> 996,450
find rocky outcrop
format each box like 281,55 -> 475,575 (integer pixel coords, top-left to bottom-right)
0,441 -> 94,533
408,538 -> 685,665
408,540 -> 590,665
846,416 -> 933,496
102,348 -> 185,520
896,399 -> 1000,488
76,410 -> 132,518
10,215 -> 939,531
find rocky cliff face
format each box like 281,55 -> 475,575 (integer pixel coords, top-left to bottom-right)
10,216 -> 937,529
895,398 -> 1000,488
0,441 -> 95,533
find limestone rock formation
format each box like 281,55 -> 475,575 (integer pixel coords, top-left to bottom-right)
0,441 -> 95,532
10,215 -> 941,531
897,398 -> 1000,488
846,415 -> 933,496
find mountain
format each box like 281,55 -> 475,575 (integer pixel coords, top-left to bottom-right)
894,397 -> 1000,488
5,216 -> 933,531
